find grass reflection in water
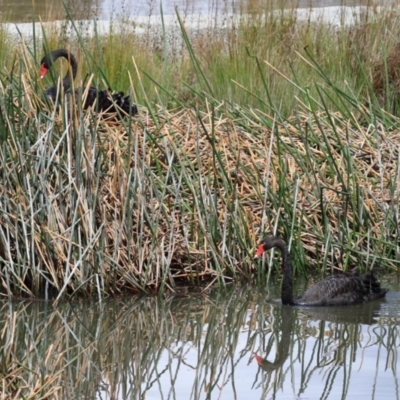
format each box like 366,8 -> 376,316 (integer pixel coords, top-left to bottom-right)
0,287 -> 398,399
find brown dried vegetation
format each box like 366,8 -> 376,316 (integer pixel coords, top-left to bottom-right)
0,91 -> 399,300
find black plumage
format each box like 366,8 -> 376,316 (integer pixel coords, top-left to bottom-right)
40,49 -> 137,117
255,236 -> 387,306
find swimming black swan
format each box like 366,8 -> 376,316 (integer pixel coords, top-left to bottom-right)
255,236 -> 387,306
40,49 -> 137,116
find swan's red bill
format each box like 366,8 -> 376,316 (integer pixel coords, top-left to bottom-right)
253,353 -> 263,365
254,244 -> 265,259
40,64 -> 48,79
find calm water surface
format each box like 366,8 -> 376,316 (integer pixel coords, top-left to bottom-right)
1,276 -> 399,399
0,0 -> 397,22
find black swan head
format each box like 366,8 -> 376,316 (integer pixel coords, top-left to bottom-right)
255,236 -> 286,258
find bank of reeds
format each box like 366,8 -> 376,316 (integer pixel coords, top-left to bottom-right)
0,6 -> 400,299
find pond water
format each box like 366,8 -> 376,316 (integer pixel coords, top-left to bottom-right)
1,276 -> 399,399
0,0 -> 397,22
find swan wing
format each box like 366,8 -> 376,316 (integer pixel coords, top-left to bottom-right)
295,273 -> 385,306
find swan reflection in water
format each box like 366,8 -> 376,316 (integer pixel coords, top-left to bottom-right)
252,298 -> 392,399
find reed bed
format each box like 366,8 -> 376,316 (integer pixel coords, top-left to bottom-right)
0,5 -> 400,299
0,67 -> 399,300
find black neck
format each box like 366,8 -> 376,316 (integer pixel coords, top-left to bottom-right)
280,246 -> 294,305
270,238 -> 294,305
42,49 -> 78,90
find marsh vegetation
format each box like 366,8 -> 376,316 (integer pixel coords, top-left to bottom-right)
0,3 -> 399,300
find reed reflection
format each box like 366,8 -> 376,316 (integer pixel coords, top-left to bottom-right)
0,289 -> 398,399
252,298 -> 399,400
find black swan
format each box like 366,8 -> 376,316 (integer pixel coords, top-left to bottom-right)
255,236 -> 387,306
40,49 -> 138,116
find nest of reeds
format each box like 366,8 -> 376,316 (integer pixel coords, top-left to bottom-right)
0,64 -> 399,299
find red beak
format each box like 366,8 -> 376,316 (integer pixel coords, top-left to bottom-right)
40,64 -> 48,79
254,244 -> 264,259
253,353 -> 263,365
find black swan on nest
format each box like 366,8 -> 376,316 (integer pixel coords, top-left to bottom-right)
255,236 -> 387,306
40,49 -> 137,117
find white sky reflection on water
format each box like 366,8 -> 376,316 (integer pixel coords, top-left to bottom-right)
105,302 -> 398,400
96,289 -> 400,400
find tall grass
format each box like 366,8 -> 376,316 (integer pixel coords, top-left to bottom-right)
0,5 -> 399,298
2,4 -> 400,113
